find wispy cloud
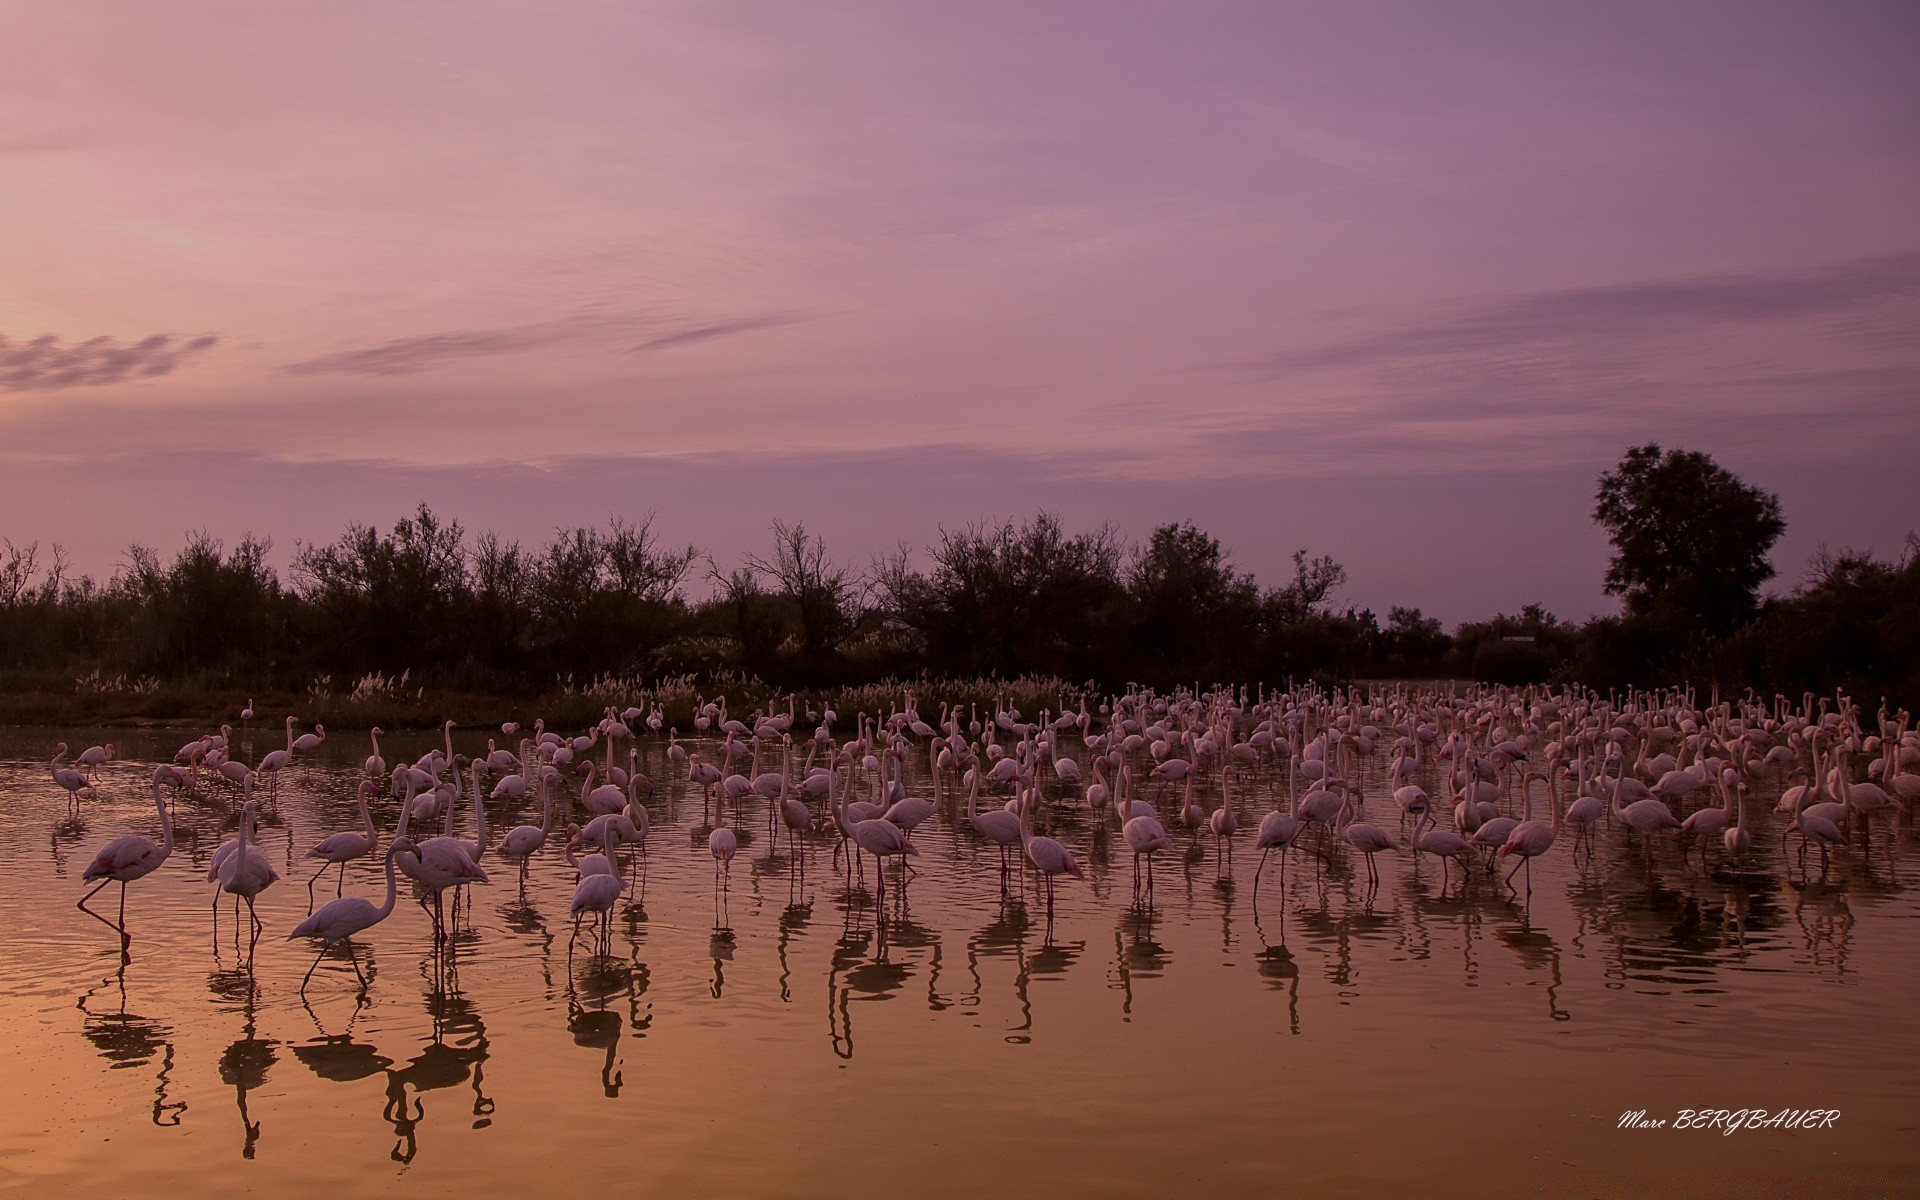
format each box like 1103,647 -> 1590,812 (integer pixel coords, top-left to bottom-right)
631,313 -> 805,353
285,310 -> 810,376
0,333 -> 218,392
283,316 -> 614,377
1217,251 -> 1920,377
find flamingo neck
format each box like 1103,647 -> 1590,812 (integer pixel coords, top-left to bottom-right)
376,844 -> 401,918
155,779 -> 174,855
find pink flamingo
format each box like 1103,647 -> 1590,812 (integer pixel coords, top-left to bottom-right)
77,767 -> 176,956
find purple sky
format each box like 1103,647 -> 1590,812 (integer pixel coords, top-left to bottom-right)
4,2 -> 1916,624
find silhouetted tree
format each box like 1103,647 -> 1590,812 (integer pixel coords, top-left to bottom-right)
1126,521 -> 1260,683
533,517 -> 698,673
875,512 -> 1125,679
747,521 -> 859,670
291,505 -> 470,670
1594,444 -> 1785,634
118,532 -> 283,675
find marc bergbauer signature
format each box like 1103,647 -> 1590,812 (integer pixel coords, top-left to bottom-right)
1618,1109 -> 1840,1134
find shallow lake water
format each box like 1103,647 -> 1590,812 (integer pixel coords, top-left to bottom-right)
2,724 -> 1916,1198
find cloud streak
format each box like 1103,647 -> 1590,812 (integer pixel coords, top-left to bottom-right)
1219,251 -> 1920,377
0,333 -> 218,391
285,310 -> 811,376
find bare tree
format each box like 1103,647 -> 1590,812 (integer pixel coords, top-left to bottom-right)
747,521 -> 858,666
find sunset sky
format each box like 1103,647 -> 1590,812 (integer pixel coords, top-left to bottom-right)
3,1 -> 1915,623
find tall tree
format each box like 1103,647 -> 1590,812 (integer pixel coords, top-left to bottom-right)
1593,444 -> 1785,633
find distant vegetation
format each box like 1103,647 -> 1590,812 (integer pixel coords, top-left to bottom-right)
1,444 -> 1914,723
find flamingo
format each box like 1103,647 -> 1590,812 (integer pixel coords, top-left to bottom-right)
290,839 -> 410,991
1611,771 -> 1682,863
77,767 -> 176,956
835,759 -> 918,903
1337,788 -> 1398,889
256,717 -> 297,802
1250,767 -> 1299,905
218,798 -> 279,937
1497,769 -> 1562,893
50,744 -> 93,813
1019,782 -> 1082,922
1412,813 -> 1474,885
292,723 -> 327,753
365,728 -> 387,779
569,823 -> 625,947
395,778 -> 489,935
964,767 -> 1024,883
1209,765 -> 1240,873
1123,806 -> 1173,907
304,781 -> 379,907
1723,777 -> 1751,860
882,753 -> 935,843
498,775 -> 556,877
75,742 -> 115,778
708,792 -> 738,903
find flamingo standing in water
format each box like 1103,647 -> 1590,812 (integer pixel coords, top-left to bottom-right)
834,757 -> 917,904
1498,769 -> 1562,894
708,788 -> 738,915
304,781 -> 378,907
1252,760 -> 1301,904
569,823 -> 625,949
290,839 -> 409,991
78,766 -> 177,957
257,716 -> 297,803
965,767 -> 1024,884
498,775 -> 556,880
1412,813 -> 1474,886
219,798 -> 279,938
1337,787 -> 1398,889
51,744 -> 93,814
1209,765 -> 1240,874
1019,780 -> 1082,923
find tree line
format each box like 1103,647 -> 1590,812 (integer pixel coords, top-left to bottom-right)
0,445 -> 1913,707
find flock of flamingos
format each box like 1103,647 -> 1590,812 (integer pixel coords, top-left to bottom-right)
50,684 -> 1917,992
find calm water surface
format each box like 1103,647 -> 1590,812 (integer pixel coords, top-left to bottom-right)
2,726 -> 1916,1198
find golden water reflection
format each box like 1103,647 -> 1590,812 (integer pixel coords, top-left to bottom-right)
2,726 -> 1917,1197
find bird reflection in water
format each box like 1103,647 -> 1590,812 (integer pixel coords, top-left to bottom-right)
1494,906 -> 1570,1022
383,981 -> 494,1165
1112,906 -> 1171,1019
293,993 -> 393,1086
497,891 -> 555,996
775,900 -> 812,1004
1789,879 -> 1855,976
210,962 -> 275,1159
1250,903 -> 1301,1035
825,911 -> 915,1059
710,926 -> 735,999
568,951 -> 649,1098
78,963 -> 187,1126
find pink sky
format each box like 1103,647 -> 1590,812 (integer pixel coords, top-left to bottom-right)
4,2 -> 1916,623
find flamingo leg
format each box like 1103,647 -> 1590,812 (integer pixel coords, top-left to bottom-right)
77,878 -> 126,947
301,945 -> 328,990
